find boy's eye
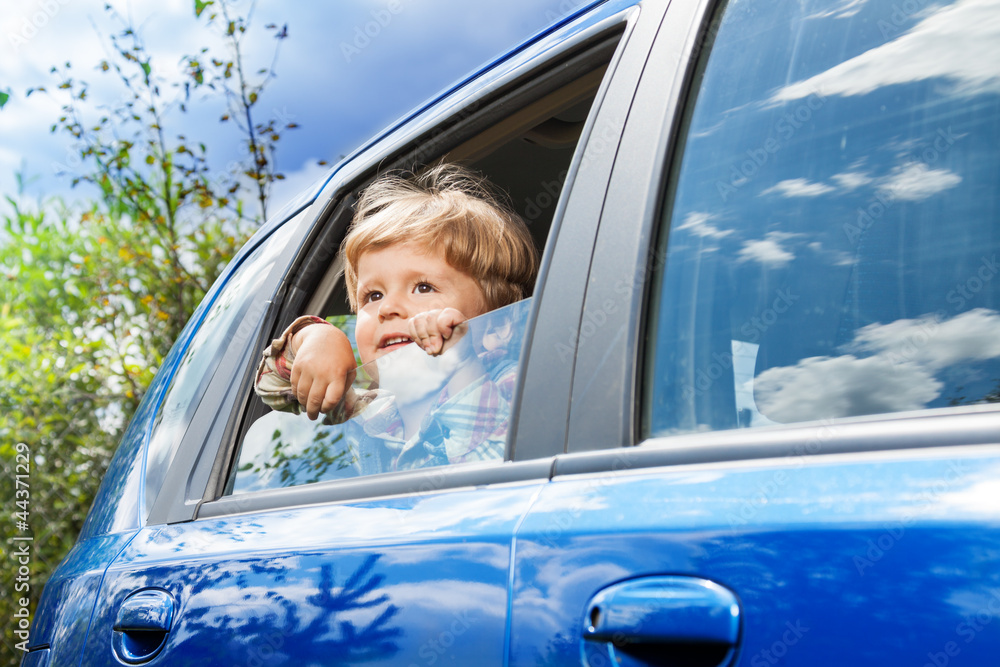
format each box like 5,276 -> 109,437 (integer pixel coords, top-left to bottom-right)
363,290 -> 383,303
415,283 -> 435,294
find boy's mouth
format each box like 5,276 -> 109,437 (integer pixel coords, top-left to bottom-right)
379,335 -> 413,352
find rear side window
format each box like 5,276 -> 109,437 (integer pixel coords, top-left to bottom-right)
645,0 -> 1000,436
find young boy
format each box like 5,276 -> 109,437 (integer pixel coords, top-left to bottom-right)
253,163 -> 538,474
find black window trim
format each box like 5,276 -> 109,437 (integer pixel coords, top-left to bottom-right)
509,0 -> 666,462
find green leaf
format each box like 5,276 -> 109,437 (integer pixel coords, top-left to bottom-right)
194,0 -> 213,18
141,61 -> 151,79
0,90 -> 9,110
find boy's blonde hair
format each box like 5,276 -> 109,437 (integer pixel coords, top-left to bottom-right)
342,164 -> 539,312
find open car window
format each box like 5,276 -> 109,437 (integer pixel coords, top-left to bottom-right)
228,298 -> 531,493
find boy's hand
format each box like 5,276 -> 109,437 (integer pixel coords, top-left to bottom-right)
289,324 -> 356,420
407,308 -> 469,356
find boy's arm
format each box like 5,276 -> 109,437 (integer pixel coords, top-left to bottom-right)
255,316 -> 357,420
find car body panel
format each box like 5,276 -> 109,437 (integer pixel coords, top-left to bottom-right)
23,534 -> 134,667
79,483 -> 544,666
509,444 -> 1000,664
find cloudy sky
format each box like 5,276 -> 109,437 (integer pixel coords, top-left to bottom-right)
1,0 -> 593,215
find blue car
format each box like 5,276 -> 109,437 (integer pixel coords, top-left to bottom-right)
24,0 -> 1000,665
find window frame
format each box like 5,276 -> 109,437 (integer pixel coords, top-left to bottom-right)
535,0 -> 711,456
144,1 -> 649,524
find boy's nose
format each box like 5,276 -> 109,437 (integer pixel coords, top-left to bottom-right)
377,293 -> 407,321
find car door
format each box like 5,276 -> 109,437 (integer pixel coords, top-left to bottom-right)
510,0 -> 1000,664
69,3 -> 653,665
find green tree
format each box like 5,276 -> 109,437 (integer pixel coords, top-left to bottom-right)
0,1 -> 294,662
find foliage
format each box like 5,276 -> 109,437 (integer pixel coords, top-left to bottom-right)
0,1 -> 294,662
184,0 -> 292,221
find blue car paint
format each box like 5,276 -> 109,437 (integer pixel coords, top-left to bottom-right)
24,204 -> 308,661
79,483 -> 545,666
508,447 -> 1000,664
24,534 -> 134,667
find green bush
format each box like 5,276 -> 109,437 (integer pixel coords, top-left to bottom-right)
0,1 -> 295,662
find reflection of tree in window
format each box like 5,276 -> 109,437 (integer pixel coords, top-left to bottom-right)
238,427 -> 356,487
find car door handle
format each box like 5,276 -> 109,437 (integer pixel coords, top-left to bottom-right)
112,589 -> 175,663
582,576 -> 741,667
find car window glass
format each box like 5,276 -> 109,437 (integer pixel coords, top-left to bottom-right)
229,298 -> 531,493
143,221 -> 296,514
644,0 -> 1000,437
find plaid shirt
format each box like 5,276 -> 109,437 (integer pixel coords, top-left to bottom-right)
254,317 -> 515,475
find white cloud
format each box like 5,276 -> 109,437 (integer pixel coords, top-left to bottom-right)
677,211 -> 733,239
760,178 -> 835,198
809,242 -> 856,267
770,0 -> 1000,103
267,158 -> 331,215
878,161 -> 962,201
738,232 -> 797,267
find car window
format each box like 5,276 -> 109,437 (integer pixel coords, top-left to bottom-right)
143,221 -> 295,514
644,0 -> 1000,436
228,298 -> 531,493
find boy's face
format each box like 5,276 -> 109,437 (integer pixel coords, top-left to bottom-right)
354,242 -> 487,363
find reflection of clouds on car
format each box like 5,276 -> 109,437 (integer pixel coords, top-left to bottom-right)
677,211 -> 734,239
850,308 -> 1000,368
737,231 -> 799,267
877,161 -> 962,201
771,0 -> 1000,102
804,0 -> 867,20
831,169 -> 874,191
758,158 -> 962,203
753,309 -> 1000,421
760,177 -> 835,198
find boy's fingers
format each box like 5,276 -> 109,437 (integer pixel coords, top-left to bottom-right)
410,317 -> 430,344
319,365 -> 356,413
409,315 -> 441,354
305,384 -> 326,420
322,380 -> 346,413
436,308 -> 467,343
292,374 -> 315,420
438,321 -> 470,357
